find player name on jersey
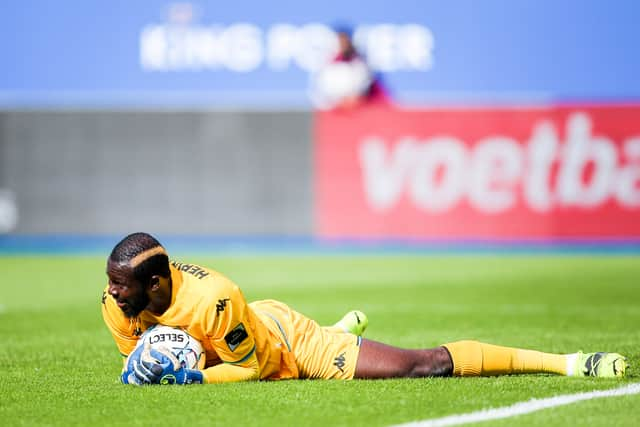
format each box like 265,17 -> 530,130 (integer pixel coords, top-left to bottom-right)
171,261 -> 209,279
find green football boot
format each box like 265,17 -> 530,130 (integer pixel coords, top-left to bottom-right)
334,310 -> 368,336
574,351 -> 627,378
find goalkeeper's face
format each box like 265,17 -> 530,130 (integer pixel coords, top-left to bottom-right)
106,262 -> 151,318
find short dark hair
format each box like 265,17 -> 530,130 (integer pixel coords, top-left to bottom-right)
109,232 -> 171,285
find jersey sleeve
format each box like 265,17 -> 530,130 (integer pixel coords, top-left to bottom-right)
198,277 -> 260,383
100,287 -> 139,358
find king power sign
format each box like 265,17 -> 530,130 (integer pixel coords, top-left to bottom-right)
315,105 -> 640,239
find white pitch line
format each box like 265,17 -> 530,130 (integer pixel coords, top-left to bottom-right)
392,382 -> 640,427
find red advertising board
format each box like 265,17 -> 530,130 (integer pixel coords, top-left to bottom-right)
314,104 -> 640,239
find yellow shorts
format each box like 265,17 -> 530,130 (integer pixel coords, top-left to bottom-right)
251,300 -> 361,380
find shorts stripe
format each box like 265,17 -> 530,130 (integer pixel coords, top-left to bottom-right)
259,311 -> 292,351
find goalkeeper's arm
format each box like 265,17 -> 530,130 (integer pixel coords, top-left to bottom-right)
200,357 -> 260,383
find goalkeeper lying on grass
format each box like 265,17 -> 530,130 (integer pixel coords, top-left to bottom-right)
102,232 -> 627,385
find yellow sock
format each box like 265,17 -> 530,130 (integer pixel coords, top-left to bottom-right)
443,340 -> 568,376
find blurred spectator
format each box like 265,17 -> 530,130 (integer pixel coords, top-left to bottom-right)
310,26 -> 390,110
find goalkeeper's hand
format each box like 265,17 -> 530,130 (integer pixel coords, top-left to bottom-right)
121,343 -> 147,385
121,343 -> 204,385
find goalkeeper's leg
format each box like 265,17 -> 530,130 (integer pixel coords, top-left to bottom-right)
442,341 -> 626,378
353,339 -> 627,379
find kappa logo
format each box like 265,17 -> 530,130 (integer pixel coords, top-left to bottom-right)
333,352 -> 346,373
216,298 -> 230,314
101,291 -> 107,305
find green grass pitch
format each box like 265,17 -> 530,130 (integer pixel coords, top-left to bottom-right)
1,254 -> 639,426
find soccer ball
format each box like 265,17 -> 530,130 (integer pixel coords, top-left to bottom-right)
133,325 -> 205,370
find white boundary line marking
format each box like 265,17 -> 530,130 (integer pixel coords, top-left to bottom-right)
392,383 -> 640,427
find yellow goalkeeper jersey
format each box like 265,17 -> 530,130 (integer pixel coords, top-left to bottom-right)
102,261 -> 300,383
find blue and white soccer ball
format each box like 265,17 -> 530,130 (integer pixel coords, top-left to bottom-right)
133,324 -> 205,370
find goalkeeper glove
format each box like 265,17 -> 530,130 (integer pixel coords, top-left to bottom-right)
121,369 -> 144,385
127,343 -> 204,385
121,344 -> 146,385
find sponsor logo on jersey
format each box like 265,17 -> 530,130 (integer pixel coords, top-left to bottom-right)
225,323 -> 248,352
